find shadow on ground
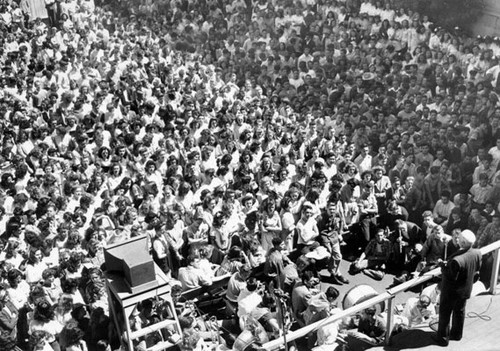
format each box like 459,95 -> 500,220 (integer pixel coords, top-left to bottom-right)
382,329 -> 435,350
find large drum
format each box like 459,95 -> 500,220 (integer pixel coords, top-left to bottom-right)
232,317 -> 269,351
342,284 -> 385,314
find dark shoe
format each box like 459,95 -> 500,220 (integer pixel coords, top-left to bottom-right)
432,334 -> 449,347
330,275 -> 345,285
393,274 -> 408,285
336,274 -> 350,284
363,269 -> 385,281
449,335 -> 462,341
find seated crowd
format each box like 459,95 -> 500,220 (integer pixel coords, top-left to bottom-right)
0,0 -> 499,350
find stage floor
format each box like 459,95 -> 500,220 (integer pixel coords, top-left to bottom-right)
316,261 -> 500,351
371,292 -> 500,351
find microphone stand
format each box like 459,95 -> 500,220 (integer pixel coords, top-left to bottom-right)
275,291 -> 290,351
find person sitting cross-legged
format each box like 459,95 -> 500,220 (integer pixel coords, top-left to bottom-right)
401,294 -> 436,328
350,228 -> 392,280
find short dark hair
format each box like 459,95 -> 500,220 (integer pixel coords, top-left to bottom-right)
301,270 -> 316,283
440,190 -> 451,198
326,286 -> 339,301
246,277 -> 258,292
186,254 -> 200,266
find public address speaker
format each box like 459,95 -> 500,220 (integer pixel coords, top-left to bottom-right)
104,235 -> 157,292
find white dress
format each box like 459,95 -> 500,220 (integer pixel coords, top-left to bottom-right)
24,0 -> 48,20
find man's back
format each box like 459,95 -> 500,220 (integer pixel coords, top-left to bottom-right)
178,266 -> 205,291
442,248 -> 482,298
291,283 -> 311,322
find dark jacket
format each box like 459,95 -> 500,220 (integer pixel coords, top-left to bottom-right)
316,210 -> 343,246
441,248 -> 482,299
390,221 -> 424,247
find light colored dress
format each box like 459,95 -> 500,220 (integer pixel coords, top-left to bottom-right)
26,0 -> 48,20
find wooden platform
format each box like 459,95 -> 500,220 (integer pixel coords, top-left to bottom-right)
371,292 -> 500,351
315,259 -> 500,351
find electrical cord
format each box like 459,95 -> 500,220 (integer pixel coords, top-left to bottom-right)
466,296 -> 493,321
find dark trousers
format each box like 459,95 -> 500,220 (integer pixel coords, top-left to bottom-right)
437,292 -> 467,340
46,5 -> 58,27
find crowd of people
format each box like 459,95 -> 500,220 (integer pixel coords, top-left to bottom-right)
0,0 -> 499,350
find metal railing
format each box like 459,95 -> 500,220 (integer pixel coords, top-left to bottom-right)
262,240 -> 500,350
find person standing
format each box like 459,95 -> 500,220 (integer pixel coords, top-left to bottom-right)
0,285 -> 19,351
434,230 -> 481,346
44,0 -> 58,27
317,201 -> 349,285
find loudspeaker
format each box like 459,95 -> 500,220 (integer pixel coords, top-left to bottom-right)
104,235 -> 157,292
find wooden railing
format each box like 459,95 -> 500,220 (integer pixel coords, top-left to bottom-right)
262,240 -> 500,350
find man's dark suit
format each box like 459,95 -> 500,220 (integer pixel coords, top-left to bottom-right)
390,221 -> 424,269
437,247 -> 482,341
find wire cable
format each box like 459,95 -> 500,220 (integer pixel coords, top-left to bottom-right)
466,296 -> 493,321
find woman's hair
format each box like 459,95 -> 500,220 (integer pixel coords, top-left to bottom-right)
29,284 -> 46,304
7,268 -> 22,287
85,279 -> 105,304
261,196 -> 277,213
305,188 -> 320,203
27,248 -> 42,265
64,324 -> 85,346
69,251 -> 84,270
97,146 -> 111,159
61,278 -> 79,294
202,195 -> 215,210
33,299 -> 55,322
42,268 -> 55,280
212,211 -> 226,228
177,181 -> 192,197
59,294 -> 74,313
65,230 -> 82,250
226,246 -> 243,260
4,240 -> 19,258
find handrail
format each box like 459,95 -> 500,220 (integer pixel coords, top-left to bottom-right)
262,239 -> 500,350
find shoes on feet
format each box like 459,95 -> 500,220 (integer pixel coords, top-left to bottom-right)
393,273 -> 408,285
336,274 -> 350,284
363,269 -> 385,281
431,334 -> 449,347
330,274 -> 345,285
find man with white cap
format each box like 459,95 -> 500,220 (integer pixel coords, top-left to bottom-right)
434,229 -> 482,346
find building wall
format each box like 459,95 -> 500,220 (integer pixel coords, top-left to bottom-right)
472,0 -> 500,36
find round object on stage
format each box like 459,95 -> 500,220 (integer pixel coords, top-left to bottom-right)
342,284 -> 386,315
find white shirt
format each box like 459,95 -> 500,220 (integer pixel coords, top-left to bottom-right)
237,289 -> 263,318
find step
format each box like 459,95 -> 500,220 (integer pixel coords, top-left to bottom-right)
129,319 -> 178,340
